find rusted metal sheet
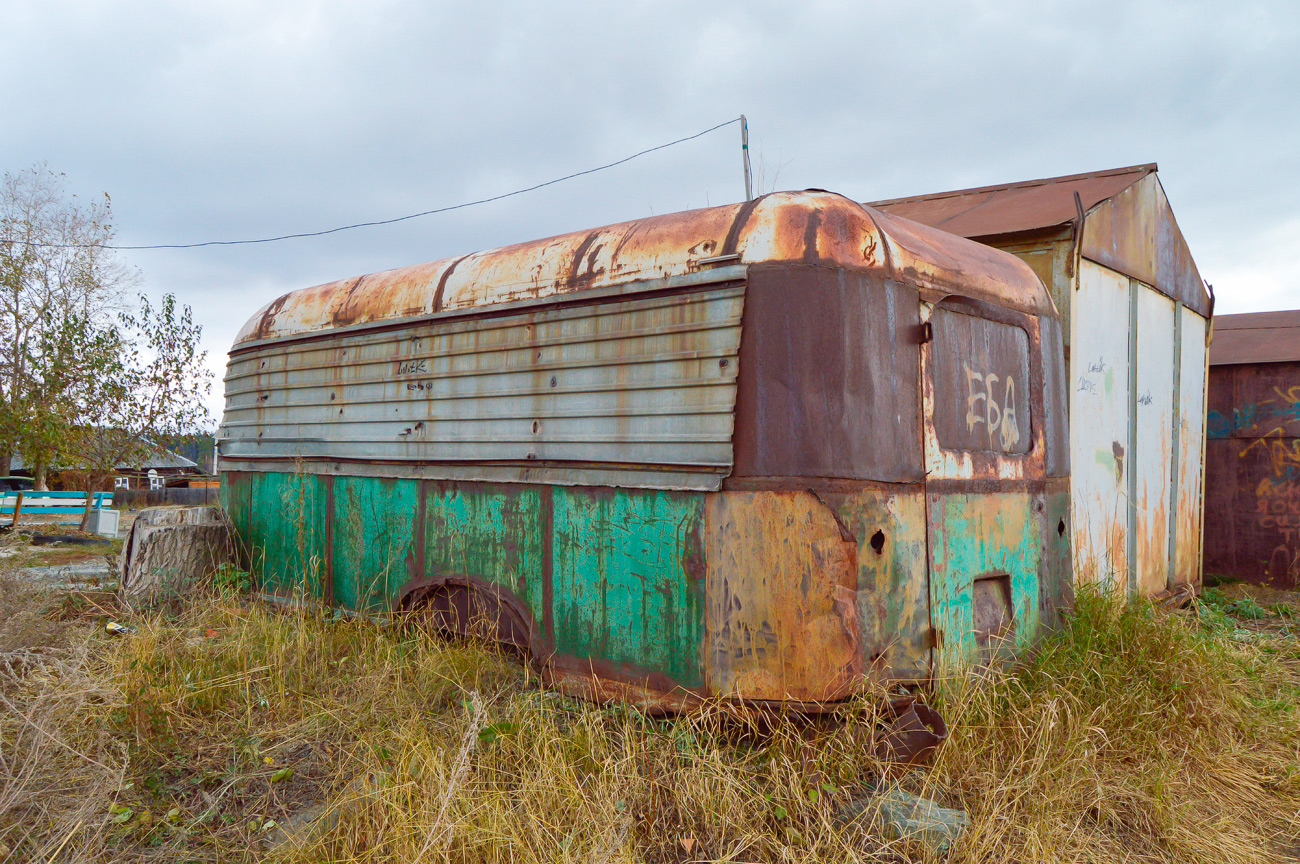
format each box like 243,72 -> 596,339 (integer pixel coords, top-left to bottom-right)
220,188 -> 1072,707
869,165 -> 1210,319
703,491 -> 860,701
1040,314 -> 1071,479
869,164 -> 1155,240
1205,359 -> 1300,587
1080,173 -> 1208,318
730,267 -> 923,483
1209,309 -> 1300,366
827,488 -> 931,681
232,191 -> 1052,350
1041,479 -> 1074,621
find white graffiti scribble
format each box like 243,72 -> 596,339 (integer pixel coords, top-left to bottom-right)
964,365 -> 1021,451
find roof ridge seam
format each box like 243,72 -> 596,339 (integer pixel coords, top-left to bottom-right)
867,163 -> 1157,207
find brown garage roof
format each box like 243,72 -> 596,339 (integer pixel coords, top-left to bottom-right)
1210,310 -> 1300,366
869,164 -> 1156,239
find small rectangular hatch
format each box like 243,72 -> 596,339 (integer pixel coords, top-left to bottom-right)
972,573 -> 1015,662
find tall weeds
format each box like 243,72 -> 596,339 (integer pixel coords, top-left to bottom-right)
934,588 -> 1300,863
2,576 -> 1297,863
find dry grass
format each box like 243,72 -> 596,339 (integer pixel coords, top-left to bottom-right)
1,572 -> 1298,863
933,589 -> 1300,863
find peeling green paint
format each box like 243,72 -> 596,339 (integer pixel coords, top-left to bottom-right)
220,470 -> 1058,699
927,492 -> 1043,677
331,476 -> 419,613
421,484 -> 545,630
1095,448 -> 1117,473
550,487 -> 705,688
246,471 -> 327,599
224,472 -> 707,689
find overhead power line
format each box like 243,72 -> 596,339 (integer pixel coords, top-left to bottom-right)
5,117 -> 743,251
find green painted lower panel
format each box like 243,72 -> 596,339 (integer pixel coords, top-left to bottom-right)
927,492 -> 1043,677
225,472 -> 708,690
224,470 -> 1064,697
219,472 -> 253,572
248,471 -> 328,598
331,476 -> 420,613
422,483 -> 545,632
550,487 -> 706,688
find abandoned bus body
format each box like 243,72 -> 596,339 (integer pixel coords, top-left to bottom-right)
218,191 -> 1072,709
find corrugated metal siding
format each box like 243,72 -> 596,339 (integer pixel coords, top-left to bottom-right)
219,273 -> 746,491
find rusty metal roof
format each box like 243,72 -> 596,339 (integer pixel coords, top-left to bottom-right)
1210,309 -> 1300,365
868,164 -> 1157,239
234,191 -> 1054,348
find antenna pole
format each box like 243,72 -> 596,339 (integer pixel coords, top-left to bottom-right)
741,115 -> 753,201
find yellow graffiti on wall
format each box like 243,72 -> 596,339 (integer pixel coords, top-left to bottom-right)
1240,428 -> 1300,478
1244,384 -> 1300,580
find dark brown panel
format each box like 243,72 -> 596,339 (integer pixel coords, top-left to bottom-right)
929,308 -> 1032,455
732,266 -> 923,482
1210,310 -> 1300,366
1040,315 -> 1070,478
1208,362 -> 1300,440
868,164 -> 1154,239
1203,362 -> 1300,587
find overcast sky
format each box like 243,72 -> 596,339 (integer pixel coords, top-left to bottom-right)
3,0 -> 1297,420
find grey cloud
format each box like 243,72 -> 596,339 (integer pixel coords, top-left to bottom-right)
2,0 -> 1297,416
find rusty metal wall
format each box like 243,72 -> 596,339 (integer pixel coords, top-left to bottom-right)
730,267 -> 923,483
1080,173 -> 1208,318
219,190 -> 1076,704
1205,361 -> 1300,587
220,270 -> 746,491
